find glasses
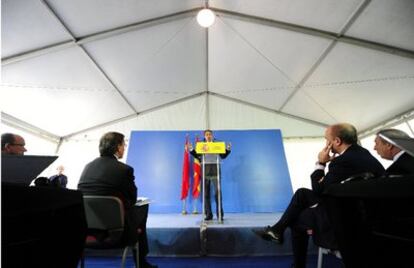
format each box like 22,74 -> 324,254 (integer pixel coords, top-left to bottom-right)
10,143 -> 26,147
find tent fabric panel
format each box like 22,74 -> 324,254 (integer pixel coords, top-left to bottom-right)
346,0 -> 414,51
211,0 -> 363,33
83,17 -> 206,112
208,18 -> 295,109
306,42 -> 414,84
302,42 -> 414,130
1,83 -> 135,137
213,18 -> 333,84
46,0 -> 201,37
208,94 -> 326,137
1,0 -> 72,58
281,90 -> 338,126
1,46 -> 114,91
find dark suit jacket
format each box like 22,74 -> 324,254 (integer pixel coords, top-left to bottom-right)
78,155 -> 137,209
385,152 -> 414,175
49,174 -> 68,188
308,144 -> 384,249
311,144 -> 385,196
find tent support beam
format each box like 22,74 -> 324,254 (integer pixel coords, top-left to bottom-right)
4,4 -> 414,66
212,6 -> 414,60
209,92 -> 328,128
359,109 -> 414,139
63,92 -> 205,139
37,0 -> 139,114
1,8 -> 199,66
1,112 -> 60,143
279,0 -> 371,115
205,27 -> 210,130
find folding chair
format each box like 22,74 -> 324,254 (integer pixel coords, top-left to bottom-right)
80,195 -> 139,268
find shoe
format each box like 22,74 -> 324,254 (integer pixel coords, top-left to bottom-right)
252,226 -> 284,244
141,261 -> 158,268
204,215 -> 213,221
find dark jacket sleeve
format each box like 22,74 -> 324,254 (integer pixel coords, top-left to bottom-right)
190,149 -> 201,161
311,159 -> 347,195
220,149 -> 231,159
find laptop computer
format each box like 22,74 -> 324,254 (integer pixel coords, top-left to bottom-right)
2,155 -> 58,185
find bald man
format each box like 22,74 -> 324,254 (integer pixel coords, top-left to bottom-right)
1,133 -> 27,155
253,123 -> 385,268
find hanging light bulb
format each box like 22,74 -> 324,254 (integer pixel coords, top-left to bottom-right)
197,8 -> 215,28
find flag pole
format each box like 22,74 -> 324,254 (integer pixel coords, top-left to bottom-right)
182,199 -> 187,215
192,200 -> 198,214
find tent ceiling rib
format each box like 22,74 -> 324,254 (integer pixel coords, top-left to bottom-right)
40,0 -> 139,114
3,5 -> 414,67
64,92 -> 206,139
280,0 -> 370,111
2,0 -> 413,140
1,8 -> 200,66
210,92 -> 329,128
1,112 -> 60,143
213,7 -> 414,59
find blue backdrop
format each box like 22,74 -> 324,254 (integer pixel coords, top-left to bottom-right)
127,129 -> 292,213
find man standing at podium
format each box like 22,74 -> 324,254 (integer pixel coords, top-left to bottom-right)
188,130 -> 231,221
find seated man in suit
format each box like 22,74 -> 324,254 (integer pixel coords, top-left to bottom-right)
253,123 -> 385,268
374,128 -> 414,175
322,129 -> 414,268
78,132 -> 157,268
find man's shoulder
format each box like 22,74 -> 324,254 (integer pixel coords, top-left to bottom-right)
333,144 -> 376,164
87,156 -> 132,170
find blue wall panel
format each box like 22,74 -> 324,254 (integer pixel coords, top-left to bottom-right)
127,130 -> 292,213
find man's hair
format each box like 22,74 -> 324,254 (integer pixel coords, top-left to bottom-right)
1,133 -> 16,151
204,129 -> 213,135
377,129 -> 410,144
331,123 -> 358,145
99,132 -> 125,156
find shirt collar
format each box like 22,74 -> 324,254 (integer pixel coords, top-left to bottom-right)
393,150 -> 405,162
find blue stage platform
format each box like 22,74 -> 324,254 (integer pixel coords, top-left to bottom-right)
147,213 -> 317,257
84,213 -> 318,258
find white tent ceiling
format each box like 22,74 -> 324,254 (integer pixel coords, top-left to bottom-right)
2,0 -> 414,139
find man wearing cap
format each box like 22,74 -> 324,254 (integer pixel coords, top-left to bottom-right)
374,128 -> 414,175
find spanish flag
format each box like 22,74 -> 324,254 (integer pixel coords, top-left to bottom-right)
180,136 -> 190,200
192,136 -> 201,198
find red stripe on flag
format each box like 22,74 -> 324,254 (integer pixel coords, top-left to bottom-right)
180,136 -> 190,200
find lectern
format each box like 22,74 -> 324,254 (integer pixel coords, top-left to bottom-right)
195,141 -> 226,223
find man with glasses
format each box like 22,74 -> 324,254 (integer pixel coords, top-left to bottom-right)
1,133 -> 27,155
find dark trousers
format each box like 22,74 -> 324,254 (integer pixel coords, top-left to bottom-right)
126,204 -> 150,263
205,178 -> 223,219
273,188 -> 322,268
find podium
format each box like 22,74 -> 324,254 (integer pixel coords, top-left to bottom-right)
196,142 -> 226,223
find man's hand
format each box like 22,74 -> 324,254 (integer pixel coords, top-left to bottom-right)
318,143 -> 334,164
227,142 -> 232,151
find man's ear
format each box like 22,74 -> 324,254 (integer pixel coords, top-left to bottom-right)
334,137 -> 342,146
4,143 -> 11,151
